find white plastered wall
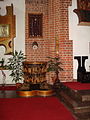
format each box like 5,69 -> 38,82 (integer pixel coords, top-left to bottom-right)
69,0 -> 90,80
0,0 -> 25,84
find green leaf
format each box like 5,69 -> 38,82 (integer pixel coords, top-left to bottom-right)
7,50 -> 26,83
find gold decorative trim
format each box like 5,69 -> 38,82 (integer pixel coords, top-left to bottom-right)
17,90 -> 54,97
37,90 -> 54,97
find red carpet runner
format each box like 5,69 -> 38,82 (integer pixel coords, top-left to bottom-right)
0,97 -> 76,120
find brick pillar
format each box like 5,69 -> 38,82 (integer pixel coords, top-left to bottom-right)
25,0 -> 73,82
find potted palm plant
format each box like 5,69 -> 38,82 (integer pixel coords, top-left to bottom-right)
47,57 -> 63,81
47,56 -> 63,91
7,50 -> 26,87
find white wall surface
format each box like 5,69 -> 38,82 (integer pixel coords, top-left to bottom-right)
69,0 -> 90,79
0,0 -> 25,84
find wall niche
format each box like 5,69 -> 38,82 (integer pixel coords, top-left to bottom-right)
28,14 -> 42,37
73,0 -> 90,26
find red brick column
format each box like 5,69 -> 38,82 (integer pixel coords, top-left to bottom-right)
25,0 -> 73,82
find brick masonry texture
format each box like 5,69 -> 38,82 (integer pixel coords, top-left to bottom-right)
25,0 -> 73,82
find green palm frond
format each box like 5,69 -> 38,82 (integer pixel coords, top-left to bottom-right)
47,56 -> 63,73
7,50 -> 26,83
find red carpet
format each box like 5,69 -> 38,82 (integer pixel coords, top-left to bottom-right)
63,82 -> 90,90
0,97 -> 76,120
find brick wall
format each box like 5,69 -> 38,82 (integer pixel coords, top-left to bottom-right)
25,0 -> 73,82
25,0 -> 49,61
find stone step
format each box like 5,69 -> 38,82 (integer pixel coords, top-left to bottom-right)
74,106 -> 90,114
59,91 -> 90,119
75,112 -> 90,120
62,84 -> 90,102
60,91 -> 90,107
82,95 -> 90,101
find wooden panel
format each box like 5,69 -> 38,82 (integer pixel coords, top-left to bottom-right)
0,4 -> 16,54
74,0 -> 90,25
23,61 -> 47,84
77,0 -> 90,10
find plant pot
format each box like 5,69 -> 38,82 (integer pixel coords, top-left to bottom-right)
16,83 -> 22,88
